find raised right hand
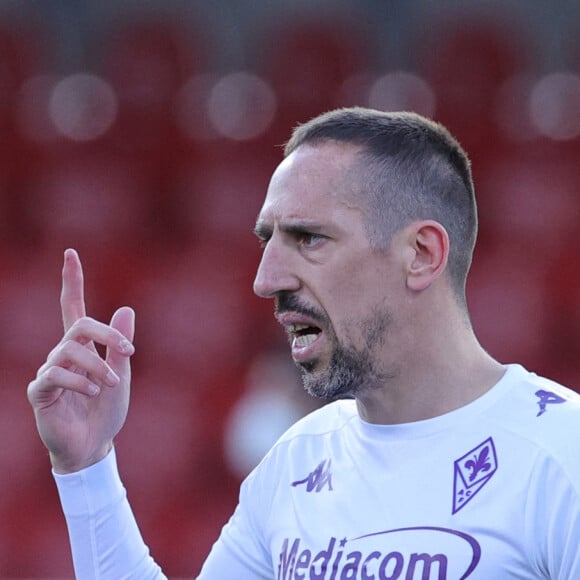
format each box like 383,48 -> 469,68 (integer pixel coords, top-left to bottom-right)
27,249 -> 136,473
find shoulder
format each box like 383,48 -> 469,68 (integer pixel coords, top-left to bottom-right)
241,399 -> 357,493
274,398 -> 359,444
250,399 -> 358,468
502,364 -> 580,423
488,365 -> 580,473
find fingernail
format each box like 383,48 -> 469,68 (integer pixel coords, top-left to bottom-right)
106,371 -> 120,386
119,339 -> 134,354
88,383 -> 100,396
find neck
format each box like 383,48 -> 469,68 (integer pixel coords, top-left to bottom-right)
355,308 -> 505,425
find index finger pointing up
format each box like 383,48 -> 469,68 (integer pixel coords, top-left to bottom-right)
61,248 -> 87,332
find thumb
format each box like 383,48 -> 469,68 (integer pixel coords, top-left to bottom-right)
110,306 -> 135,342
107,306 -> 135,375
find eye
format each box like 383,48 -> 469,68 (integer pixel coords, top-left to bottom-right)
297,232 -> 325,248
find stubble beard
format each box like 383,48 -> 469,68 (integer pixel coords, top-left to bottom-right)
298,308 -> 394,401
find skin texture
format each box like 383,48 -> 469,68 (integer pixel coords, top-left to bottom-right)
28,141 -> 504,474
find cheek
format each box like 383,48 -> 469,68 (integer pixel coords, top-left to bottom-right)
324,273 -> 380,333
325,267 -> 365,306
326,259 -> 402,330
330,258 -> 393,304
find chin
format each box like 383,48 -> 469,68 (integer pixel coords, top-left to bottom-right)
300,368 -> 357,401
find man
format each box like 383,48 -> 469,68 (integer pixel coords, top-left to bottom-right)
28,108 -> 580,578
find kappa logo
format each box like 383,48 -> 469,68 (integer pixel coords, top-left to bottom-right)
291,459 -> 333,492
452,437 -> 497,514
535,389 -> 566,416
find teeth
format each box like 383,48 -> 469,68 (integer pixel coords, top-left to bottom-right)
286,323 -> 321,350
287,323 -> 310,333
293,333 -> 318,348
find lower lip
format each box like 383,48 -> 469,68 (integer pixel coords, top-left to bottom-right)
291,332 -> 325,363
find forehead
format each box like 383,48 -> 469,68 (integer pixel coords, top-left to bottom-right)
257,142 -> 363,224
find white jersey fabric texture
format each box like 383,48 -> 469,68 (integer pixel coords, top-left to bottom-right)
55,364 -> 580,579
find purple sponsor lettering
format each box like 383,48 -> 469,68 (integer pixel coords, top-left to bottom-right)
277,527 -> 480,579
313,537 -> 337,579
340,551 -> 363,579
378,551 -> 404,578
408,553 -> 447,579
278,538 -> 299,579
362,552 -> 381,580
295,549 -> 312,578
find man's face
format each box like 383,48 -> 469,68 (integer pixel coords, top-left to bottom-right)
253,142 -> 407,400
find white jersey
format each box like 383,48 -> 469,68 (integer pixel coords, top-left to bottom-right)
55,364 -> 580,579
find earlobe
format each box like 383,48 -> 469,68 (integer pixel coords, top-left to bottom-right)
406,221 -> 450,292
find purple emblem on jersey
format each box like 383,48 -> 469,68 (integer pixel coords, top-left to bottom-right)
452,437 -> 497,514
535,389 -> 566,416
291,459 -> 333,492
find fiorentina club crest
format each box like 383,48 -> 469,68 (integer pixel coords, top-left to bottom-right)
452,437 -> 498,514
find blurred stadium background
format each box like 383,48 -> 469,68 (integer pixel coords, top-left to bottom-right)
0,0 -> 578,576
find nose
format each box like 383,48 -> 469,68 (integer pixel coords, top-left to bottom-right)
253,237 -> 301,298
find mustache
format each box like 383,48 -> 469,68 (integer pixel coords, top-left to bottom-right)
275,292 -> 327,326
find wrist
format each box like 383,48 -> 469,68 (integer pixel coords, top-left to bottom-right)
50,443 -> 114,474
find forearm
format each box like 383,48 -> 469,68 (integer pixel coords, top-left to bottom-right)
54,448 -> 166,580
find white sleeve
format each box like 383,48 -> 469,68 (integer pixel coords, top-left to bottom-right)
53,448 -> 166,580
198,467 -> 274,579
54,449 -> 276,579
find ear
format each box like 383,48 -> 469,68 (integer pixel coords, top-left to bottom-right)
405,220 -> 450,292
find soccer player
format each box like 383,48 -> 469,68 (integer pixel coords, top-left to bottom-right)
28,108 -> 580,578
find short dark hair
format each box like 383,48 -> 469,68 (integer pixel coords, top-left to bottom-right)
284,107 -> 477,304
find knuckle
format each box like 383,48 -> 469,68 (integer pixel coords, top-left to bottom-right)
37,359 -> 50,376
71,316 -> 88,332
43,365 -> 62,384
78,315 -> 95,325
26,378 -> 38,398
57,339 -> 77,358
59,338 -> 74,350
69,315 -> 94,334
47,343 -> 60,358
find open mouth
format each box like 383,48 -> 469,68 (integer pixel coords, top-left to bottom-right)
288,323 -> 322,349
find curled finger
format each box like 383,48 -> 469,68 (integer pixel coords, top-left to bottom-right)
48,340 -> 120,388
65,316 -> 135,356
28,366 -> 101,405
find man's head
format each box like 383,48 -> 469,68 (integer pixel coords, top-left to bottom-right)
285,107 -> 477,303
254,107 -> 478,400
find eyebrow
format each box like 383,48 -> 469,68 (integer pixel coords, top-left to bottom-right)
253,220 -> 325,240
